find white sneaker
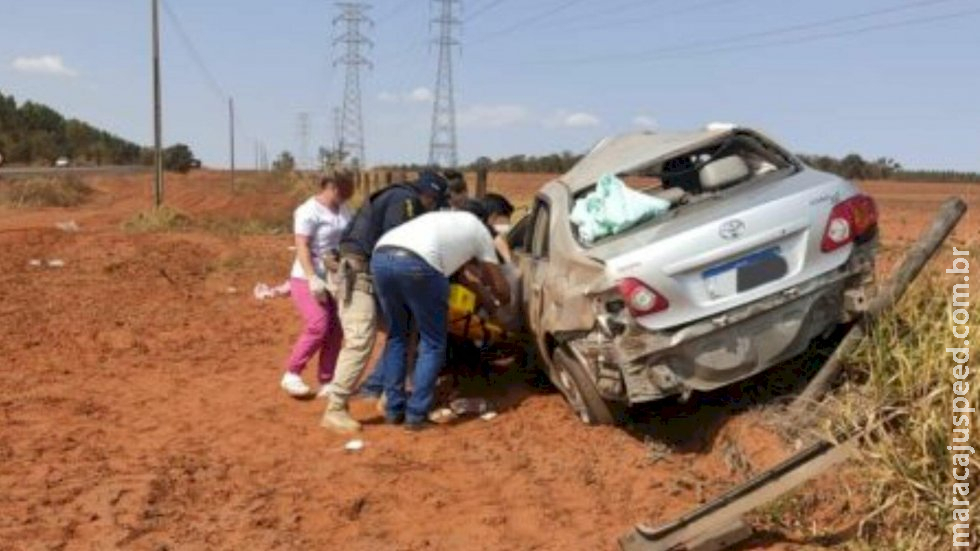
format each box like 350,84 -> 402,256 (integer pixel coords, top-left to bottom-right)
280,373 -> 312,397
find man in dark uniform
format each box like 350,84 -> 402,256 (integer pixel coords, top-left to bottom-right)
320,171 -> 447,433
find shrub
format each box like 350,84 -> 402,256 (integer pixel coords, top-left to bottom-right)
0,175 -> 94,207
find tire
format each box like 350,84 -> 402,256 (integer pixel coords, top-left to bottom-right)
551,347 -> 623,426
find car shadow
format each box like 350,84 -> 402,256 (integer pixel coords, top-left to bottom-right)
619,325 -> 850,453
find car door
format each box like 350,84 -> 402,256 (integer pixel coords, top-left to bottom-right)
522,198 -> 553,360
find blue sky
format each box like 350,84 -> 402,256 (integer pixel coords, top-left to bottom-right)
1,0 -> 978,170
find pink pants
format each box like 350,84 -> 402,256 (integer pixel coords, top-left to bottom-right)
285,277 -> 343,384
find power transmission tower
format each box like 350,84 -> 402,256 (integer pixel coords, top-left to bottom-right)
297,111 -> 311,170
334,2 -> 372,168
428,0 -> 460,168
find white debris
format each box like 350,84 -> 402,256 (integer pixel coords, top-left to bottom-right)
344,439 -> 365,452
55,220 -> 80,232
429,407 -> 456,424
226,286 -> 238,294
28,259 -> 42,267
46,259 -> 65,268
253,281 -> 291,300
480,411 -> 498,421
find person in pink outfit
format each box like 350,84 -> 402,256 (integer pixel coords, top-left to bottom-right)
281,172 -> 354,398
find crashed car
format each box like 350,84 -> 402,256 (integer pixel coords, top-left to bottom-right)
507,126 -> 878,424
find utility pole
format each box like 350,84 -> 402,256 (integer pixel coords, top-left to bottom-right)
151,0 -> 164,207
297,111 -> 311,171
428,0 -> 460,168
229,97 -> 235,189
334,2 -> 372,168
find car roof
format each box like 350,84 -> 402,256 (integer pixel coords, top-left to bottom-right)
559,128 -> 734,193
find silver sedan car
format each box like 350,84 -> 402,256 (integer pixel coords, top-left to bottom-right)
507,126 -> 878,424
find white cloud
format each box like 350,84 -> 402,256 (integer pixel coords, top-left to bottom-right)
545,110 -> 601,128
633,115 -> 657,128
11,55 -> 78,77
376,87 -> 433,104
458,104 -> 532,129
408,87 -> 434,102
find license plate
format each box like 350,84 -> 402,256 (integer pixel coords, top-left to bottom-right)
703,247 -> 788,297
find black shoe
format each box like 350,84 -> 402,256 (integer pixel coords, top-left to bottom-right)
403,420 -> 432,433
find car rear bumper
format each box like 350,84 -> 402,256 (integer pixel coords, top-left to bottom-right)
569,245 -> 874,404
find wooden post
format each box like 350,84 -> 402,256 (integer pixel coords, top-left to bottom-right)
476,166 -> 488,199
792,197 -> 967,409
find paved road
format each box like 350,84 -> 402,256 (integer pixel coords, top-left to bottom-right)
0,165 -> 150,178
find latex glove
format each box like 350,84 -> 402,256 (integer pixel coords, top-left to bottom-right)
308,275 -> 329,302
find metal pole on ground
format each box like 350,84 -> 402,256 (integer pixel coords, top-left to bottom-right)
151,0 -> 164,208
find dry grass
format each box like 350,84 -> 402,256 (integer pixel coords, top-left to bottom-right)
0,175 -> 94,207
122,206 -> 194,232
817,262 -> 979,548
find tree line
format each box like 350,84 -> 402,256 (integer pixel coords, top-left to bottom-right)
0,91 -> 197,171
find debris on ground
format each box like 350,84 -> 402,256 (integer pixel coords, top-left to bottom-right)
55,220 -> 80,232
46,259 -> 65,268
253,281 -> 290,300
450,397 -> 491,415
344,439 -> 365,452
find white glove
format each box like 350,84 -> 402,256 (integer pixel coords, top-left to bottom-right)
308,275 -> 329,302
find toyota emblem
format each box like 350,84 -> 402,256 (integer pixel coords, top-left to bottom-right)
719,219 -> 746,240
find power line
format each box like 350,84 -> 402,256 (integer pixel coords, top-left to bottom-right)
533,5 -> 980,66
374,0 -> 415,25
555,0 -> 751,35
469,0 -> 590,44
464,0 -> 507,22
556,0 -> 958,40
160,0 -> 226,101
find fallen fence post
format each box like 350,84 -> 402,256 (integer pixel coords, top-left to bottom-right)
793,196 -> 966,408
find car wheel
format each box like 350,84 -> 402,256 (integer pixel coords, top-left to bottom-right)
551,347 -> 622,426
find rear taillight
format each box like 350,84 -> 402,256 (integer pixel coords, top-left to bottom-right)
618,278 -> 669,317
821,194 -> 878,252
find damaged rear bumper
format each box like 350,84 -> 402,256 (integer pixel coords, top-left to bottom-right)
566,248 -> 874,405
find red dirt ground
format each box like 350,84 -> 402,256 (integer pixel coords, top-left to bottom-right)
0,171 -> 975,550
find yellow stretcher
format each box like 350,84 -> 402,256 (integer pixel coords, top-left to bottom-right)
448,284 -> 505,344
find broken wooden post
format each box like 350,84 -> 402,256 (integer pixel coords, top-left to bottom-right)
793,196 -> 966,408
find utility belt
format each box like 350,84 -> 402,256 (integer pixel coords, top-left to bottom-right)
326,251 -> 373,305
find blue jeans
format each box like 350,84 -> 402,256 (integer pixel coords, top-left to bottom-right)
370,248 -> 448,424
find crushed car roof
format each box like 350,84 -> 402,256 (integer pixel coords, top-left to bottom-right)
560,129 -> 734,193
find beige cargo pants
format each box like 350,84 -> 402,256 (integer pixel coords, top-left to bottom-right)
323,278 -> 378,403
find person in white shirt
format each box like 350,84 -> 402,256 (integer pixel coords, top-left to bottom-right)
370,209 -> 511,431
280,173 -> 354,397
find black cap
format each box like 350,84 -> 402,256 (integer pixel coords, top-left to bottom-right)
413,170 -> 448,203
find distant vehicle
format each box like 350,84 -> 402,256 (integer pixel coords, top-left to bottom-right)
54,157 -> 70,168
506,126 -> 878,424
189,159 -> 202,169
